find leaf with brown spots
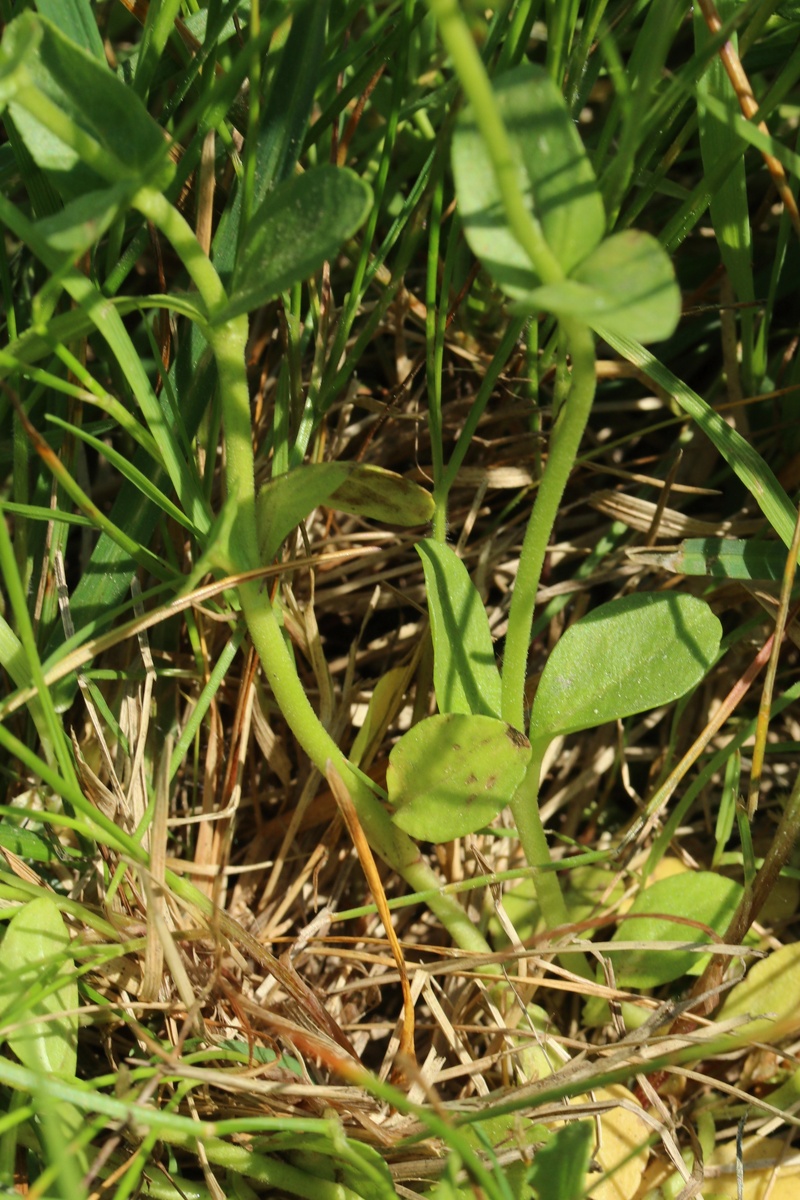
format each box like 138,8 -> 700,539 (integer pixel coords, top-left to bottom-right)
387,713 -> 530,842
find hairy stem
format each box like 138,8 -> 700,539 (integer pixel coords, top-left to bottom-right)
501,318 -> 597,730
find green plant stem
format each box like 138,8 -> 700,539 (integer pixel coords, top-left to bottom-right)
509,749 -> 592,980
158,1130 -> 363,1200
133,190 -> 494,959
501,318 -> 596,730
425,0 -> 563,286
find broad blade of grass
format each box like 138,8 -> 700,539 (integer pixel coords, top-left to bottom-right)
34,0 -> 105,60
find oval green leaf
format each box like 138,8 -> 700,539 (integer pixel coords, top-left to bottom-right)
416,539 -> 502,718
387,713 -> 530,842
0,895 -> 78,1078
451,62 -> 605,296
606,871 -> 743,989
329,464 -> 434,527
529,593 -> 721,749
224,165 -> 373,321
513,231 -> 680,344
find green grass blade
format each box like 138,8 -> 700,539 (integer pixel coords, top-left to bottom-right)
34,0 -> 105,60
602,329 -> 798,551
694,0 -> 755,389
0,193 -> 212,536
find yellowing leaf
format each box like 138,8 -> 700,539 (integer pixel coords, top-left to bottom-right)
716,942 -> 800,1044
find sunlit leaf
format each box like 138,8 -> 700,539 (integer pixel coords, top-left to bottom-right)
514,231 -> 680,343
0,896 -> 78,1078
417,539 -> 502,718
716,942 -> 800,1043
388,713 -> 530,842
606,871 -> 743,988
627,537 -> 787,582
529,593 -> 721,751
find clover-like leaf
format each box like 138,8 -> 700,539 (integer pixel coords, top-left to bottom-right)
513,230 -> 680,343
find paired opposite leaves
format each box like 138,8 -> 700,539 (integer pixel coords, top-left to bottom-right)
452,63 -> 680,343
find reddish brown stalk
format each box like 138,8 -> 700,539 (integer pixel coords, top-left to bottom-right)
747,507 -> 800,815
327,762 -> 417,1077
696,0 -> 800,238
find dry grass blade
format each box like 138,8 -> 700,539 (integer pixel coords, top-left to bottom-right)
326,762 -> 416,1077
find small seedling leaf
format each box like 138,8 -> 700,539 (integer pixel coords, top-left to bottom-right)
513,231 -> 680,344
257,462 -> 432,562
225,165 -> 372,320
527,1121 -> 593,1200
0,895 -> 78,1078
416,539 -> 502,717
606,871 -> 743,988
452,63 -> 605,295
387,713 -> 530,842
529,593 -> 721,750
716,942 -> 800,1044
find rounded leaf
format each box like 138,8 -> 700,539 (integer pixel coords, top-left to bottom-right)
226,165 -> 373,320
512,231 -> 680,344
387,714 -> 530,842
